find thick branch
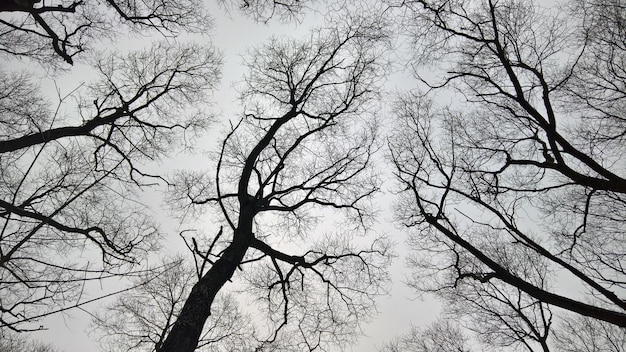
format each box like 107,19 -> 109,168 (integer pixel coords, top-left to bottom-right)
423,212 -> 626,327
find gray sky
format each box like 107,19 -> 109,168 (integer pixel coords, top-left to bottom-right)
7,1 -> 623,351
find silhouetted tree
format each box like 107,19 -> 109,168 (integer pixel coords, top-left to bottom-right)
0,331 -> 60,352
218,0 -> 316,22
553,314 -> 625,352
92,257 -> 254,352
0,41 -> 221,332
388,0 -> 625,343
379,321 -> 472,352
0,0 -> 212,65
158,18 -> 392,352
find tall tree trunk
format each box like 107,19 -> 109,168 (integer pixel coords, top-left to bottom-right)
158,209 -> 254,352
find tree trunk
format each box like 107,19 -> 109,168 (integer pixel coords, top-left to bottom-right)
158,209 -> 254,352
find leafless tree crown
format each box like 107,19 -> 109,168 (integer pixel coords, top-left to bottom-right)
0,41 -> 221,332
387,0 -> 625,349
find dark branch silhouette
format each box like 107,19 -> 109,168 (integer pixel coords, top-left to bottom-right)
159,18 -> 391,352
387,0 -> 626,346
0,42 -> 221,332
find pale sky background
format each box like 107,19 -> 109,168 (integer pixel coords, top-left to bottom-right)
16,2 -> 444,351
5,1 -> 610,351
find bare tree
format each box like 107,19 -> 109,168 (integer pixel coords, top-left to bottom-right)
399,206 -> 554,351
217,0 -> 316,22
92,257 -> 254,352
441,264 -> 553,351
158,18 -> 392,352
379,321 -> 472,352
0,0 -> 333,67
0,0 -> 212,65
387,0 -> 625,341
0,41 -> 221,332
553,314 -> 626,352
0,330 -> 61,352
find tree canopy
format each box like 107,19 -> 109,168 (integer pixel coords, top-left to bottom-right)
1,0 -> 624,351
387,0 -> 625,350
